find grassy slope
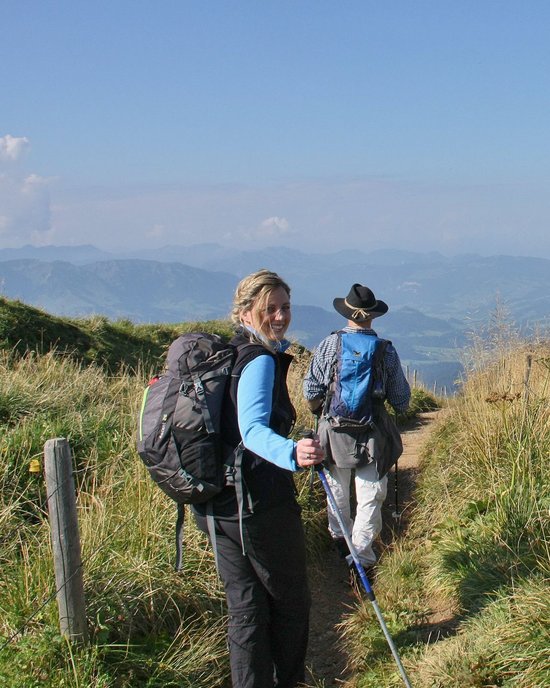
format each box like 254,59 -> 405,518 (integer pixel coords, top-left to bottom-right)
0,296 -> 234,373
11,296 -> 544,687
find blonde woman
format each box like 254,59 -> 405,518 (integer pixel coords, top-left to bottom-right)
193,269 -> 324,688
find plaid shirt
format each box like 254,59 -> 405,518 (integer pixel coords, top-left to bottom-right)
303,326 -> 411,413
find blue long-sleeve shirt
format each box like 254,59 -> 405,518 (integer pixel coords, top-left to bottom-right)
237,347 -> 299,472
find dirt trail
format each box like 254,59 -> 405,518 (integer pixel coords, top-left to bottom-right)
304,411 -> 440,687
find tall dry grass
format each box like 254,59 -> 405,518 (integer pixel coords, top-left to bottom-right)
0,349 -> 229,687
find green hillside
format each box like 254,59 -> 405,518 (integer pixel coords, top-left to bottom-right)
0,296 -> 234,372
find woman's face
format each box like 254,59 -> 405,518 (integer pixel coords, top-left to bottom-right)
242,286 -> 291,341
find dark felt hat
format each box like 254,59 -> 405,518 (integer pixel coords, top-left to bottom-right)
333,283 -> 389,321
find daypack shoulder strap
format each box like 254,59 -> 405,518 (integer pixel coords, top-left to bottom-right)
371,338 -> 390,400
323,331 -> 345,415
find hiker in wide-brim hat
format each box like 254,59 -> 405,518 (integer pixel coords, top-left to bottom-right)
333,283 -> 389,321
303,282 -> 410,581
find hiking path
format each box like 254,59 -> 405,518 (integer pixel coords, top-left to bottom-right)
304,411 -> 440,687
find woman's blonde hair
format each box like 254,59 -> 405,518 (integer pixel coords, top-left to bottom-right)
231,269 -> 291,349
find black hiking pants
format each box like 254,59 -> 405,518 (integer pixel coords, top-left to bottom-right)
195,501 -> 311,688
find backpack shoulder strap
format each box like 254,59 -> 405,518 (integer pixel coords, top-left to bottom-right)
322,331 -> 344,415
231,341 -> 271,377
373,337 -> 390,365
174,503 -> 186,572
371,338 -> 391,402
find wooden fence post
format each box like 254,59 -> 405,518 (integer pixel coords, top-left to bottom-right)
44,438 -> 88,645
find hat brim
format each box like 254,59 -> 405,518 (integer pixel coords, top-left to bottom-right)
333,297 -> 389,321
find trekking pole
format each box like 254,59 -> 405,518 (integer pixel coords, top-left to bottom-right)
392,411 -> 402,523
318,465 -> 412,687
304,416 -> 320,495
392,458 -> 400,521
304,429 -> 413,688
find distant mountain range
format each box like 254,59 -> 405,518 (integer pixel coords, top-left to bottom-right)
1,243 -> 548,393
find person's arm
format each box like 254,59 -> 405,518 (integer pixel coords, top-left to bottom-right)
237,354 -> 299,471
302,335 -> 336,403
384,344 -> 411,413
303,353 -> 325,414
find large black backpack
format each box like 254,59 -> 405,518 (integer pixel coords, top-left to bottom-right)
137,332 -> 237,569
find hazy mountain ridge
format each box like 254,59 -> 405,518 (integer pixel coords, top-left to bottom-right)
151,244 -> 550,326
0,244 -> 112,264
0,258 -> 237,322
1,244 -> 548,391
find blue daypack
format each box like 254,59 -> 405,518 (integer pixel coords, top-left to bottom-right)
324,331 -> 389,428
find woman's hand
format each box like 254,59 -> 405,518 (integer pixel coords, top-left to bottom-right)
295,437 -> 324,468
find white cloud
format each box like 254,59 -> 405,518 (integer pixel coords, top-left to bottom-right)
0,135 -> 30,162
258,216 -> 290,236
22,173 -> 50,192
222,215 -> 295,244
0,135 -> 56,246
0,171 -> 52,245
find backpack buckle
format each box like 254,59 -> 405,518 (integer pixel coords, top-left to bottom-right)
193,379 -> 205,396
224,464 -> 236,486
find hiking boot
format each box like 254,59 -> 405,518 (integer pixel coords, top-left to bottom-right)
333,537 -> 350,559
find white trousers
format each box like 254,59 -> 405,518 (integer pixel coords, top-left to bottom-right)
324,461 -> 387,567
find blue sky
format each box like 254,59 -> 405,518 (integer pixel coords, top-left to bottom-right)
1,1 -> 550,257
